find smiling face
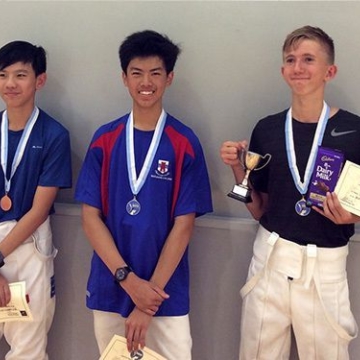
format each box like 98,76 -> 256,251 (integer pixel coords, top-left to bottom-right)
281,39 -> 337,99
122,56 -> 174,113
0,61 -> 46,111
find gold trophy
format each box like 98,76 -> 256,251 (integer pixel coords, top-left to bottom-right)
228,150 -> 271,203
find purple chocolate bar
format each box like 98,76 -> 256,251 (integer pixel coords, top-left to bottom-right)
306,146 -> 344,207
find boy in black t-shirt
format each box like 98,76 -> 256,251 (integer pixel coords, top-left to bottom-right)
221,26 -> 359,359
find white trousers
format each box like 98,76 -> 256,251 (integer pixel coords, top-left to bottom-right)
0,218 -> 57,360
93,310 -> 192,360
239,226 -> 358,360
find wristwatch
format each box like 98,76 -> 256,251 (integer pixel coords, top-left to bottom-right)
0,251 -> 5,268
114,266 -> 132,283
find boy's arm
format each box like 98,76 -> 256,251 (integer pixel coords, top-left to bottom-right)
0,186 -> 58,257
125,212 -> 195,352
81,204 -> 168,315
81,204 -> 128,275
150,212 -> 195,288
0,185 -> 58,306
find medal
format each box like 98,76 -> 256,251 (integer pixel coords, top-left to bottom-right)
285,102 -> 330,216
126,197 -> 141,216
0,194 -> 12,211
295,197 -> 311,216
126,109 -> 166,216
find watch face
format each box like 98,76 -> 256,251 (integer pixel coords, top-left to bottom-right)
115,267 -> 129,282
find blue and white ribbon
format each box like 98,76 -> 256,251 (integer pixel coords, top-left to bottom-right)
126,109 -> 166,196
1,107 -> 39,194
285,101 -> 330,195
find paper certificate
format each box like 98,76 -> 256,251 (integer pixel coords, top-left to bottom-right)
335,160 -> 360,217
99,335 -> 167,360
0,281 -> 33,322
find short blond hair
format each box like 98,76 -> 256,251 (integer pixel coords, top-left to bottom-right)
282,26 -> 335,64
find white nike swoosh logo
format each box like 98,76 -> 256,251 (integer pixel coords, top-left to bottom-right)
331,128 -> 357,137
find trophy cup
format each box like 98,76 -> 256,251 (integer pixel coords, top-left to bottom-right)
228,150 -> 271,203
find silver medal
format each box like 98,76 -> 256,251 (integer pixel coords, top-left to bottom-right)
295,198 -> 311,216
126,197 -> 141,216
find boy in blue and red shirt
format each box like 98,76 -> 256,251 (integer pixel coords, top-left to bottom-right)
75,30 -> 212,359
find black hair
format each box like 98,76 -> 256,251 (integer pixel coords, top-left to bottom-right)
119,30 -> 181,74
0,40 -> 46,76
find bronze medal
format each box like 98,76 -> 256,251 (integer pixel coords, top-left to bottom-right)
0,194 -> 12,211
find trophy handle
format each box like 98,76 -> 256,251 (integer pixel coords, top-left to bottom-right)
239,148 -> 246,169
253,153 -> 272,171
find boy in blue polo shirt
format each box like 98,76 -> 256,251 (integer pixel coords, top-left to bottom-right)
0,40 -> 72,359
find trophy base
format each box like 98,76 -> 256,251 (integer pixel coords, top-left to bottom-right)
227,184 -> 252,203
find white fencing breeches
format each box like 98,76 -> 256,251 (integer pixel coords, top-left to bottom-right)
239,225 -> 358,360
0,218 -> 57,360
93,310 -> 192,360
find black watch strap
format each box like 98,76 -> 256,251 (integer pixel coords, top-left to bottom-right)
0,251 -> 5,268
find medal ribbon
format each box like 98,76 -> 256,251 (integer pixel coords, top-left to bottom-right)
285,101 -> 330,195
1,107 -> 39,194
126,109 -> 166,196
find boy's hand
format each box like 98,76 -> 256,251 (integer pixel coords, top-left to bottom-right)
312,192 -> 360,224
220,140 -> 248,167
121,273 -> 169,315
125,307 -> 152,352
0,274 -> 11,307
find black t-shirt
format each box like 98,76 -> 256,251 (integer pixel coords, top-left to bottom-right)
249,109 -> 360,247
